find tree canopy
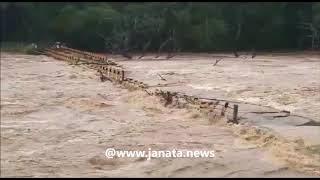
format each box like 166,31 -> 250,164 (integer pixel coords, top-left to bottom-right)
1,2 -> 319,52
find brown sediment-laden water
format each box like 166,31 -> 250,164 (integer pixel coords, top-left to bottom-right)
1,52 -> 319,177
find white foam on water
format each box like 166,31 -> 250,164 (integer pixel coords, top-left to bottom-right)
187,84 -> 214,91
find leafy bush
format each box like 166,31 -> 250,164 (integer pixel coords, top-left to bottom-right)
1,42 -> 41,54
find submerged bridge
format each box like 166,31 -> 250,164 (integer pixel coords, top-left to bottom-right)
43,45 -> 240,124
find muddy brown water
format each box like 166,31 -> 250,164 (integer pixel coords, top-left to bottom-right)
1,52 -> 319,177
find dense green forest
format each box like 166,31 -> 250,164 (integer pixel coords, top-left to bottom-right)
1,2 -> 320,52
